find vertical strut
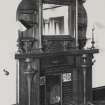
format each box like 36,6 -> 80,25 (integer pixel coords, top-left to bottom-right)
75,0 -> 79,48
38,0 -> 43,49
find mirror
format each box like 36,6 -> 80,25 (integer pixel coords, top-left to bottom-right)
43,4 -> 73,36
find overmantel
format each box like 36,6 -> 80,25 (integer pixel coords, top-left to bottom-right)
15,0 -> 100,105
15,49 -> 99,59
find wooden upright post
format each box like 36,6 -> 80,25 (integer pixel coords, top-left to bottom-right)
38,0 -> 43,50
75,0 -> 79,48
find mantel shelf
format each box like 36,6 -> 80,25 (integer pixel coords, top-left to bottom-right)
15,49 -> 99,59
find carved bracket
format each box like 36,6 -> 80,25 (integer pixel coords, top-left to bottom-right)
17,35 -> 35,54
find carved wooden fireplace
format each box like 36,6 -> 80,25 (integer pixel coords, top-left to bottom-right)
15,0 -> 99,105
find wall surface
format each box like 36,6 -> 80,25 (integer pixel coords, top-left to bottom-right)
0,0 -> 20,105
84,0 -> 105,88
0,0 -> 105,105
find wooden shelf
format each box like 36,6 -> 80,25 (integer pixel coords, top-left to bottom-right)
15,49 -> 99,59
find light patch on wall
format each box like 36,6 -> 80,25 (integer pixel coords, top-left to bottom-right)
84,0 -> 105,88
0,0 -> 21,105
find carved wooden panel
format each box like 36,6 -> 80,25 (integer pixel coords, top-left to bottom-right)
42,35 -> 75,52
40,55 -> 74,75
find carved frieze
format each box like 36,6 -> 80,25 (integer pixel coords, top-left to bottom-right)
42,35 -> 75,52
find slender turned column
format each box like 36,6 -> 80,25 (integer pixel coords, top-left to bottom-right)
81,54 -> 87,105
16,60 -> 19,105
24,58 -> 38,105
83,67 -> 86,105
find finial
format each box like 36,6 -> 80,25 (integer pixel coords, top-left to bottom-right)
91,25 -> 95,49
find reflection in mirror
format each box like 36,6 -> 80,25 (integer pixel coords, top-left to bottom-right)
43,4 -> 72,36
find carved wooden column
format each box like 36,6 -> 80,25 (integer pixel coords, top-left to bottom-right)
81,54 -> 87,105
80,53 -> 96,105
24,58 -> 38,105
15,57 -> 40,105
